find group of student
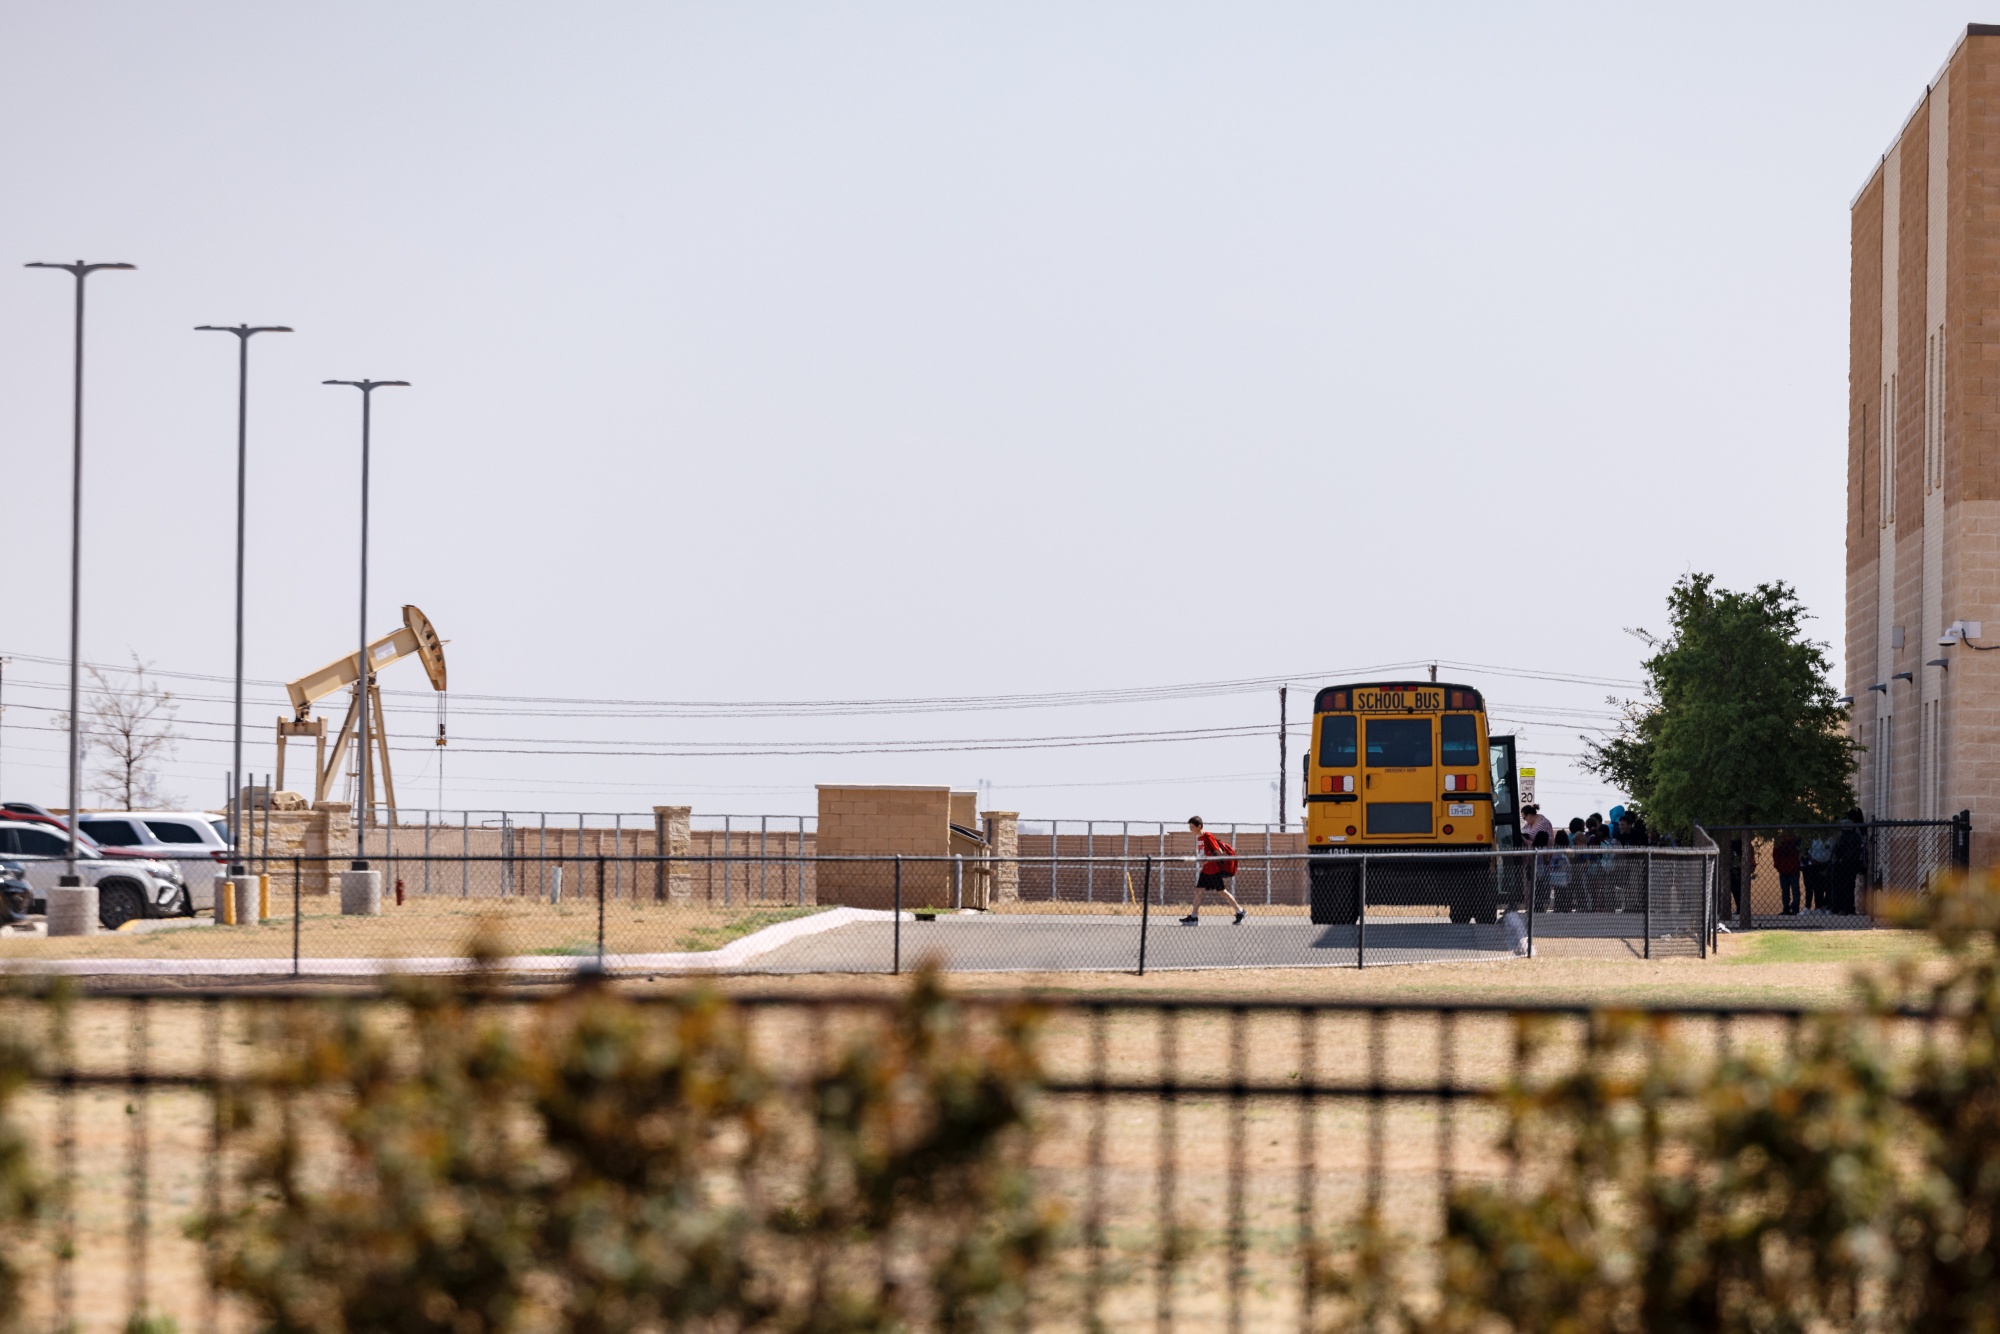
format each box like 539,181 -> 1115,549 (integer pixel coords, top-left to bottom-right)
1767,814 -> 1867,916
1513,803 -> 1656,913
1517,801 -> 1869,917
1517,802 -> 1649,854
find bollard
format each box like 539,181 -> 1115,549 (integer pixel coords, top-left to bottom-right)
233,877 -> 262,926
258,874 -> 271,922
1137,857 -> 1152,975
220,881 -> 237,926
46,882 -> 97,937
339,869 -> 382,916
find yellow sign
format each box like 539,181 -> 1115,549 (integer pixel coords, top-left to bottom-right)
1352,688 -> 1444,713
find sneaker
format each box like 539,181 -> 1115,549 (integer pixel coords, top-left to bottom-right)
1178,914 -> 1200,925
1232,910 -> 1246,925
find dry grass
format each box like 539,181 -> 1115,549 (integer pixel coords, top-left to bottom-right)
0,897 -> 820,961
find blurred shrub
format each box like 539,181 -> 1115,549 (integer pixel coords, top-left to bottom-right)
1312,871 -> 2000,1333
203,968 -> 1053,1334
0,990 -> 44,1334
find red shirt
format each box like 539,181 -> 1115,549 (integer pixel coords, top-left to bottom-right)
1197,831 -> 1227,876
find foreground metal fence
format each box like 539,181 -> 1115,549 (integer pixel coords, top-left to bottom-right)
0,986 -> 1946,1332
0,848 -> 1714,976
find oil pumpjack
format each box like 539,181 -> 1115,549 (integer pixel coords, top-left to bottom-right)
275,604 -> 447,827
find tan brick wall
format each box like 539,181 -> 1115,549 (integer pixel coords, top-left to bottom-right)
815,786 -> 971,909
1851,31 -> 2000,865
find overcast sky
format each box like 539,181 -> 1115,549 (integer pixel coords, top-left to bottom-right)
0,3 -> 1961,827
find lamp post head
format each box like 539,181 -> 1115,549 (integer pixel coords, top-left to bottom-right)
196,324 -> 293,338
323,379 -> 410,392
25,261 -> 136,276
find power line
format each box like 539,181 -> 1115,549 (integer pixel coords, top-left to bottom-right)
0,647 -> 1643,718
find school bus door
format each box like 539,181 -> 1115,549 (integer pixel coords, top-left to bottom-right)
1487,734 -> 1521,850
1362,715 -> 1436,839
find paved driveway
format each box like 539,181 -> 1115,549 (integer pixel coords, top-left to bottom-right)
750,912 -> 1521,973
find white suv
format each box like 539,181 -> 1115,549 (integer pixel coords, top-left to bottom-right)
76,812 -> 232,910
0,821 -> 190,928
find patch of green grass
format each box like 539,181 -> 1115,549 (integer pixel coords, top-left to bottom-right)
1723,929 -> 1935,965
672,908 -> 823,953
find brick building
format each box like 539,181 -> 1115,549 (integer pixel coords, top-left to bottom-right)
1848,24 -> 2000,859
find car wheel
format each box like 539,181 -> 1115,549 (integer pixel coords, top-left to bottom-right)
98,881 -> 146,931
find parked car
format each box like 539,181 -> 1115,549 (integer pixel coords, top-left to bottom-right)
1,804 -> 166,863
0,821 -> 190,928
76,811 -> 233,909
0,861 -> 29,926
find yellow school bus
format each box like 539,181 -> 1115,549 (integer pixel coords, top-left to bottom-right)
1303,681 -> 1513,924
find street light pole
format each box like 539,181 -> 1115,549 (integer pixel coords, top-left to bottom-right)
26,260 -> 135,886
197,324 -> 291,890
323,379 -> 408,870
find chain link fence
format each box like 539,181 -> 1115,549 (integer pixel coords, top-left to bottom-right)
1703,815 -> 1969,932
0,846 -> 1714,976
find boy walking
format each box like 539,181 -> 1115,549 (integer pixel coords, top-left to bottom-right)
1181,816 -> 1245,925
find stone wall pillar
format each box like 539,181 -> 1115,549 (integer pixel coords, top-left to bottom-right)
302,803 -> 353,895
983,811 -> 1019,903
654,806 -> 692,903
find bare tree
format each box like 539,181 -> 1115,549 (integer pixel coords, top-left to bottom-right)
85,654 -> 181,809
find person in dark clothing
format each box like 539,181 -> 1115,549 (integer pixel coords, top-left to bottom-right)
1528,827 -> 1552,910
1830,810 -> 1866,916
1803,832 -> 1832,911
1774,832 -> 1802,915
1614,812 -> 1647,847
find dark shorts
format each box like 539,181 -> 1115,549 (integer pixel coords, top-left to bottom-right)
1196,871 -> 1229,891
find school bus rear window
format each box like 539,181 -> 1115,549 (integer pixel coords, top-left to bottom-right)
1365,718 -> 1431,767
1440,714 -> 1480,766
1318,715 -> 1356,767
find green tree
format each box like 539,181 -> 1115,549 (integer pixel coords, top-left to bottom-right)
1584,573 -> 1856,831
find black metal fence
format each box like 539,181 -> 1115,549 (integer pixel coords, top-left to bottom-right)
1702,814 -> 1968,932
0,986 -> 1946,1333
0,848 -> 1715,976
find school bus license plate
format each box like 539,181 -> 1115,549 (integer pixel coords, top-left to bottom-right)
1447,803 -> 1475,817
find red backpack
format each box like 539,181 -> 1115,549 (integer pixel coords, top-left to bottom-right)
1203,832 -> 1239,878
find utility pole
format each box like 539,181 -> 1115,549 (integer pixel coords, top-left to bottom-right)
0,657 -> 10,798
1278,685 -> 1288,833
1429,662 -> 1438,683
